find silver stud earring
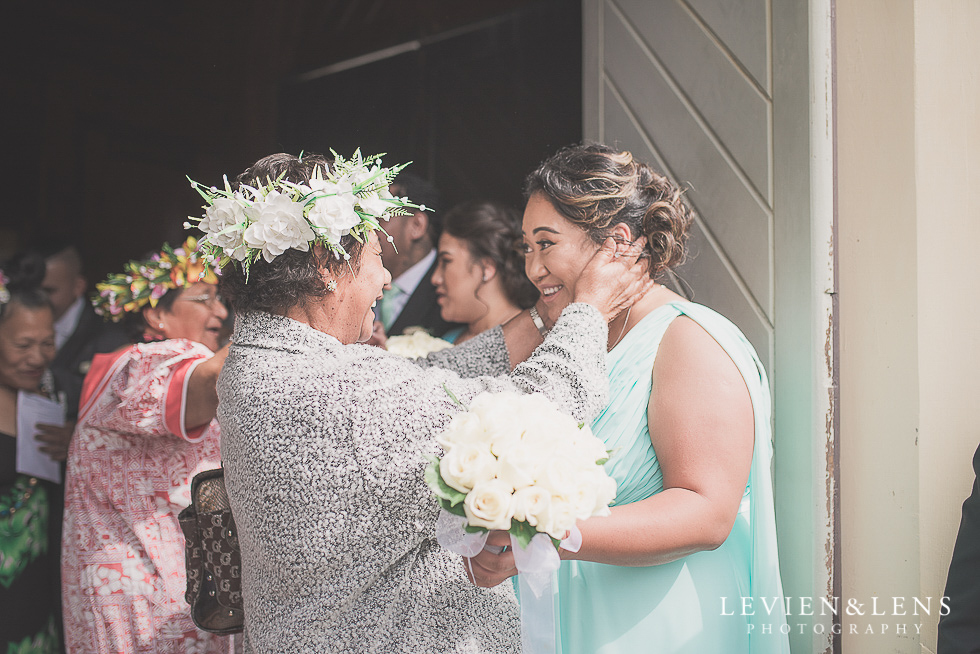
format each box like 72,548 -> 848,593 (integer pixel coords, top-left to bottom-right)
483,272 -> 490,282
326,280 -> 338,292
158,323 -> 164,329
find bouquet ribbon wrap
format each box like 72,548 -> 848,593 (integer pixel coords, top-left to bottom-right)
437,511 -> 582,654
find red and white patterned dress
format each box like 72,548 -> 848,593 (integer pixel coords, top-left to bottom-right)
61,339 -> 231,654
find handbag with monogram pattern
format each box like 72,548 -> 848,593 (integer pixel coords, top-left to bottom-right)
179,468 -> 244,634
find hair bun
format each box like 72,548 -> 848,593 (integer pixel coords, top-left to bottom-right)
525,142 -> 695,276
1,251 -> 46,293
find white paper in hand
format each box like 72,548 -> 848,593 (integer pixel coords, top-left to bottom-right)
16,390 -> 65,484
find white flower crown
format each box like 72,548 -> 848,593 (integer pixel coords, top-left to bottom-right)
186,150 -> 423,280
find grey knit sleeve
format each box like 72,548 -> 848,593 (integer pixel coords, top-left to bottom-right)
415,326 -> 510,378
418,303 -> 609,424
510,303 -> 609,422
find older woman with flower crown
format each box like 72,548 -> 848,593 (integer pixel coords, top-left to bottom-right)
60,237 -> 233,654
194,151 -> 654,653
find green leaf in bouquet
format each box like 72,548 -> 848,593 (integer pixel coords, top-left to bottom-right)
509,519 -> 538,550
464,523 -> 487,535
440,499 -> 467,518
423,459 -> 467,507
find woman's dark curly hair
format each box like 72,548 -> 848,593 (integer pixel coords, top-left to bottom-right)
441,201 -> 539,310
218,153 -> 366,315
0,251 -> 52,325
524,143 -> 694,277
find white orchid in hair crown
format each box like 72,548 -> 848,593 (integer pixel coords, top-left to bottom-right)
185,149 -> 424,279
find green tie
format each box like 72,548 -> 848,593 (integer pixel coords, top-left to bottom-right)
377,286 -> 403,331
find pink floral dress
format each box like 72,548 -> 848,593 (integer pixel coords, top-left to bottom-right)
61,339 -> 231,654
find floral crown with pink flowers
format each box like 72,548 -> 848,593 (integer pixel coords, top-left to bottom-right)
185,149 -> 423,281
92,236 -> 219,321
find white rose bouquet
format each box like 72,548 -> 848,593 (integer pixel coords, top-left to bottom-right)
386,329 -> 454,358
426,389 -> 616,547
425,388 -> 616,653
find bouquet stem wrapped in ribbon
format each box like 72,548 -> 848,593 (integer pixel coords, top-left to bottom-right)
425,389 -> 617,654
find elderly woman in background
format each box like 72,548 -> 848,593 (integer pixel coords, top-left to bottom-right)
430,200 -> 539,345
0,255 -> 63,653
61,238 -> 233,654
199,151 -> 652,653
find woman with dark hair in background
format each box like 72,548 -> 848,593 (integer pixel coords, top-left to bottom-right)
61,238 -> 232,653
0,254 -> 63,653
467,143 -> 790,653
431,201 -> 539,345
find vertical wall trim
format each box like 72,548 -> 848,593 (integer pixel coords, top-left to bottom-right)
809,0 -> 839,651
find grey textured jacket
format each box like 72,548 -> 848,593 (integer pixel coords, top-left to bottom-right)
217,304 -> 609,653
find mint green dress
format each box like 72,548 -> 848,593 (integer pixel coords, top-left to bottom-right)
554,302 -> 790,654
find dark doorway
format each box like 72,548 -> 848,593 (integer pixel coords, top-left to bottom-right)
2,1 -> 580,279
278,1 -> 581,214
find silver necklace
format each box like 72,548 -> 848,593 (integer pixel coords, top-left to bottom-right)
610,306 -> 632,350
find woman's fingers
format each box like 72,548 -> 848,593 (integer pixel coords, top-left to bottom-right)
463,535 -> 518,587
573,235 -> 654,321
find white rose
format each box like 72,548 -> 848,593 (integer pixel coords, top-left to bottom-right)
495,443 -> 538,492
440,441 -> 497,494
435,411 -> 485,451
350,165 -> 381,189
569,479 -> 600,521
538,493 -> 578,540
463,479 -> 514,531
536,452 -> 579,496
511,486 -> 551,527
306,179 -> 359,244
200,196 -> 247,252
567,424 -> 609,465
469,394 -> 526,456
243,190 -> 315,262
386,332 -> 454,358
591,471 -> 618,516
357,192 -> 394,218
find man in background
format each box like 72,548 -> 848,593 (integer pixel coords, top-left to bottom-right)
37,240 -> 128,422
377,173 -> 461,337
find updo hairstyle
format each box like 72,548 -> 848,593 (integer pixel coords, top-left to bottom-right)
0,251 -> 52,325
524,143 -> 694,277
442,201 -> 540,310
219,153 -> 366,315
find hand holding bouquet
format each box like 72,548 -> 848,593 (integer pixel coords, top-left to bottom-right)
425,389 -> 616,653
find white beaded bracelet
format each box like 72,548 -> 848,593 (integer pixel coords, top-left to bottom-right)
528,306 -> 550,339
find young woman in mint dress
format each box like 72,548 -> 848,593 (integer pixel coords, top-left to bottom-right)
469,143 -> 790,653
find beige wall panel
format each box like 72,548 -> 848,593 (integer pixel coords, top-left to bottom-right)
602,85 -> 773,372
602,11 -> 773,318
677,223 -> 774,374
685,0 -> 769,92
614,0 -> 772,201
